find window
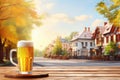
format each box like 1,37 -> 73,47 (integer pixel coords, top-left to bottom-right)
85,42 -> 87,46
102,38 -> 104,43
75,43 -> 78,47
116,35 -> 118,42
81,42 -> 84,47
116,34 -> 120,42
106,36 -> 109,43
90,42 -> 92,47
96,38 -> 99,44
118,34 -> 120,41
111,35 -> 113,42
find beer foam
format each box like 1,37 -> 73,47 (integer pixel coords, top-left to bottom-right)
17,40 -> 33,47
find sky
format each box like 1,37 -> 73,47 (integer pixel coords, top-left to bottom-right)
32,0 -> 107,50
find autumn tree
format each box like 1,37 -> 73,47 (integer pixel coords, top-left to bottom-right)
96,0 -> 120,27
65,32 -> 78,41
52,37 -> 62,55
0,0 -> 40,62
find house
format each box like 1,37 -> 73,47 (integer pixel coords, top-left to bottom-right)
71,27 -> 95,58
103,22 -> 120,55
116,27 -> 120,50
92,22 -> 120,60
103,23 -> 120,46
60,38 -> 71,52
45,37 -> 71,57
92,22 -> 106,56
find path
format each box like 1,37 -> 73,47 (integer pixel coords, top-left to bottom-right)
34,57 -> 120,67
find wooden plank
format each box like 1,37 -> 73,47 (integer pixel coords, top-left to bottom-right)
34,72 -> 120,74
33,68 -> 120,70
33,66 -> 120,69
33,69 -> 120,71
1,67 -> 120,80
49,73 -> 120,77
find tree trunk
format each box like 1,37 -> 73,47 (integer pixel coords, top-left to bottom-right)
0,44 -> 4,63
5,45 -> 11,60
0,37 -> 6,63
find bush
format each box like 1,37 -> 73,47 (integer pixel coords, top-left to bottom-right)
104,42 -> 117,56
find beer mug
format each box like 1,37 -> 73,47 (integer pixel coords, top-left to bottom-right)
10,40 -> 34,74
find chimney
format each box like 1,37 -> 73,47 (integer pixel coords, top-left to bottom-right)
84,27 -> 87,31
104,22 -> 107,26
88,27 -> 90,31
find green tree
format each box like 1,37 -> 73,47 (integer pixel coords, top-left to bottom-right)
96,0 -> 120,27
65,32 -> 78,41
62,49 -> 69,56
52,37 -> 62,55
104,42 -> 117,55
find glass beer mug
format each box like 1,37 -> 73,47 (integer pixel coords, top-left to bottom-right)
10,40 -> 34,74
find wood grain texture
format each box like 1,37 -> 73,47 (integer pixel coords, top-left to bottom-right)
0,66 -> 120,80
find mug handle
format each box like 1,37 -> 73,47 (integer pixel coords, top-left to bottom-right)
10,49 -> 17,66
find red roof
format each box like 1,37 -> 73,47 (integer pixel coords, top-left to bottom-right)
103,23 -> 113,34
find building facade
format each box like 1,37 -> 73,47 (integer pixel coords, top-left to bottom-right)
103,23 -> 120,55
93,22 -> 120,58
60,38 -> 71,52
71,27 -> 95,58
103,23 -> 120,46
92,22 -> 107,56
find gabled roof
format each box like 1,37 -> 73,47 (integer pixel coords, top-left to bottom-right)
103,23 -> 113,34
103,22 -> 119,35
79,30 -> 92,39
92,26 -> 106,39
99,26 -> 106,34
71,27 -> 93,41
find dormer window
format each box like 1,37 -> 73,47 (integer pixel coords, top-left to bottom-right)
106,27 -> 109,31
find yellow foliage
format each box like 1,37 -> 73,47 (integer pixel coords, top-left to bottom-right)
0,0 -> 40,42
28,9 -> 38,19
15,17 -> 27,27
0,26 -> 18,43
112,10 -> 120,27
96,0 -> 120,27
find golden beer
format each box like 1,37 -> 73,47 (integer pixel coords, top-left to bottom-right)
16,41 -> 34,74
17,47 -> 33,74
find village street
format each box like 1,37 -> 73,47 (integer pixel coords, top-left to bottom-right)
33,57 -> 120,67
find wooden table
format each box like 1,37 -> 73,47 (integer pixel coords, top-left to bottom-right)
0,66 -> 120,80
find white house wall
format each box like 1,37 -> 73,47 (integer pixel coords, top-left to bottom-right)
71,39 -> 95,53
